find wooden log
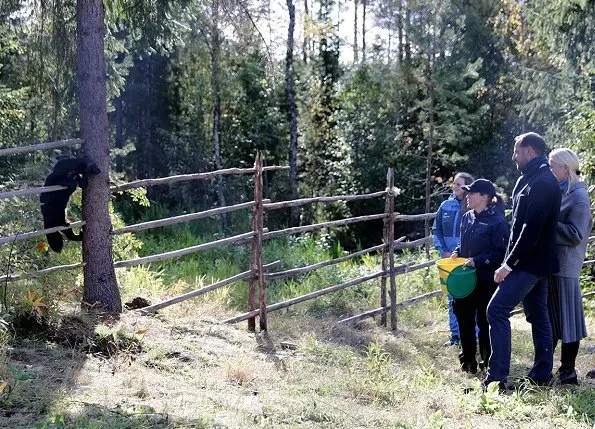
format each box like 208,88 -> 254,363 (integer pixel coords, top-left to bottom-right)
113,231 -> 255,268
393,236 -> 432,249
110,166 -> 288,192
337,290 -> 443,325
111,201 -> 262,235
262,213 -> 387,240
254,154 -> 267,331
380,171 -> 391,326
137,261 -> 281,313
0,221 -> 85,245
265,241 -> 401,280
393,212 -> 437,222
263,191 -> 385,211
0,262 -> 85,283
385,169 -> 398,330
0,138 -> 81,157
222,270 -> 388,324
0,185 -> 67,201
394,259 -> 436,273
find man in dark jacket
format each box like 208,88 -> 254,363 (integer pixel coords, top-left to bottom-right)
484,132 -> 561,389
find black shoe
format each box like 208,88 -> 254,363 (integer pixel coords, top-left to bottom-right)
559,369 -> 578,385
521,374 -> 553,388
586,369 -> 595,379
461,361 -> 478,374
481,379 -> 507,393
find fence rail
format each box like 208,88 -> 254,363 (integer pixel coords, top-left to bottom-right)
111,165 -> 289,192
2,142 -> 594,334
0,138 -> 81,157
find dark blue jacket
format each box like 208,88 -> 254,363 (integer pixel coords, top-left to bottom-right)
454,203 -> 510,283
504,156 -> 561,277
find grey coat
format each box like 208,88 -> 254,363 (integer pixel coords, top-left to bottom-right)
554,181 -> 592,278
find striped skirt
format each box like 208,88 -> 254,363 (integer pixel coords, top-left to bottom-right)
548,276 -> 588,343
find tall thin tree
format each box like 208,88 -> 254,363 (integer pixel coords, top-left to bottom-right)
77,0 -> 121,313
362,0 -> 367,62
211,0 -> 228,228
353,0 -> 359,63
286,0 -> 299,227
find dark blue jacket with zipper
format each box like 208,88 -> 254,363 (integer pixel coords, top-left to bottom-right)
504,156 -> 562,277
454,204 -> 510,283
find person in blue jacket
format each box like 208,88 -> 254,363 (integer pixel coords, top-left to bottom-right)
432,172 -> 474,346
451,179 -> 510,374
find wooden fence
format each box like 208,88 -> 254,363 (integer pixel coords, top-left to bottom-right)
1,139 -> 594,332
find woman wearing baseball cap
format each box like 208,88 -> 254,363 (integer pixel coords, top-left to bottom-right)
451,179 -> 510,374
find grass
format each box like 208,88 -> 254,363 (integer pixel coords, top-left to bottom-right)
0,235 -> 594,428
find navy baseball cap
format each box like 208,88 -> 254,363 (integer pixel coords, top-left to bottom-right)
463,179 -> 496,197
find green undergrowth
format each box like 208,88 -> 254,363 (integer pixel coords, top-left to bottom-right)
123,224 -> 442,322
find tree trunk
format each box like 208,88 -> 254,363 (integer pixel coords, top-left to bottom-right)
405,0 -> 411,63
353,0 -> 358,63
362,0 -> 366,62
424,19 -> 436,260
303,0 -> 311,63
211,0 -> 228,229
114,95 -> 124,172
77,0 -> 121,313
397,0 -> 403,64
286,0 -> 299,227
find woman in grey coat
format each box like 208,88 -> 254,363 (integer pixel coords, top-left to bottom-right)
548,148 -> 592,385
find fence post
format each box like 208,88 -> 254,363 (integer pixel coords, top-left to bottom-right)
247,152 -> 266,331
381,168 -> 395,327
386,170 -> 397,331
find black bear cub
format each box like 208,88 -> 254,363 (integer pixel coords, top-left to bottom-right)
40,157 -> 100,252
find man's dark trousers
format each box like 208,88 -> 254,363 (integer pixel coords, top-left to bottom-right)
486,271 -> 553,383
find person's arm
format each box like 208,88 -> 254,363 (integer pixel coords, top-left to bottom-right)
432,205 -> 447,255
557,201 -> 591,247
504,180 -> 558,269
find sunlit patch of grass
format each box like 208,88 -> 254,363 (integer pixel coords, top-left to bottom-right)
225,356 -> 256,386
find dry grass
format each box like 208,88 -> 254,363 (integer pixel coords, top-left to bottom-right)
0,296 -> 594,428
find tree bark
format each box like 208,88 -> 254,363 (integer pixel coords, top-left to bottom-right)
353,0 -> 358,63
362,0 -> 367,62
303,0 -> 310,63
424,17 -> 436,260
77,0 -> 121,313
211,0 -> 228,229
397,0 -> 403,64
286,0 -> 299,227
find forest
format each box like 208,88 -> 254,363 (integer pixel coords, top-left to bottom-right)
0,1 -> 594,427
0,0 -> 593,309
0,0 -> 591,225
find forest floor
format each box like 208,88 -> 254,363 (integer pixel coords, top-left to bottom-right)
1,296 -> 594,428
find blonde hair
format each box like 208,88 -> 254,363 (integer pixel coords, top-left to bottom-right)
549,148 -> 583,193
454,172 -> 474,186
